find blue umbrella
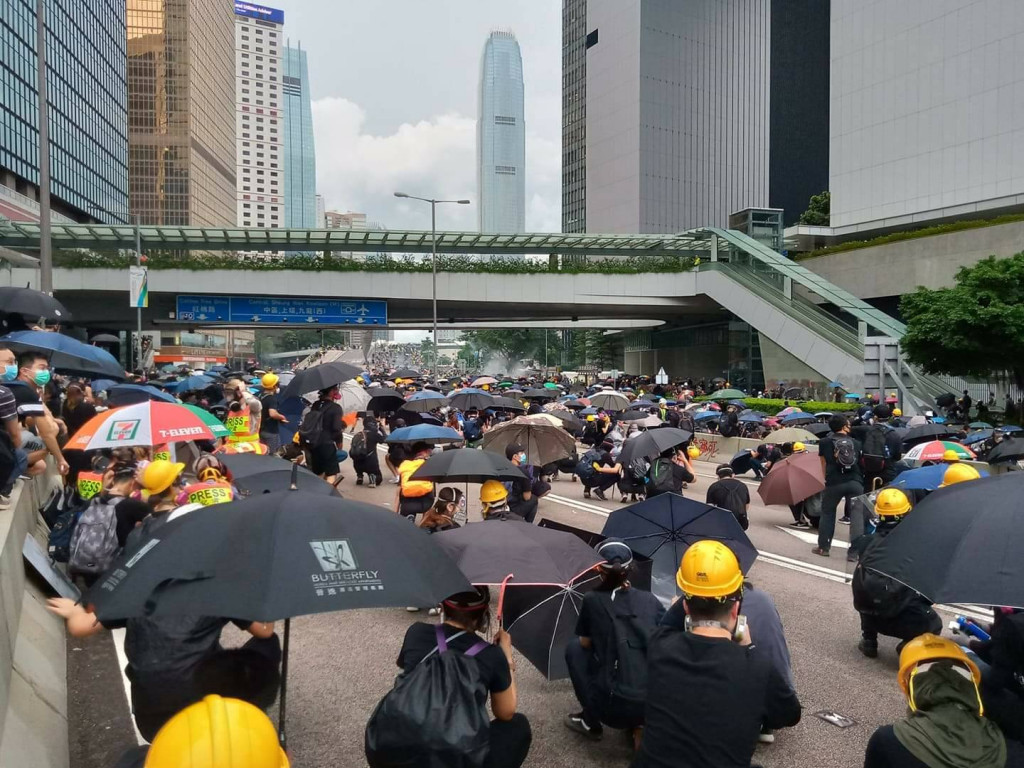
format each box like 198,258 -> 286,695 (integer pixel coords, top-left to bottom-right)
694,411 -> 720,421
962,430 -> 992,446
739,413 -> 763,423
579,406 -> 599,416
932,416 -> 947,424
1,330 -> 125,379
208,364 -> 228,373
782,412 -> 816,425
407,390 -> 447,402
107,383 -> 178,406
843,393 -> 863,400
90,378 -> 118,393
890,463 -> 989,492
1001,425 -> 1023,434
828,380 -> 844,388
402,389 -> 449,413
168,374 -> 219,393
386,425 -> 463,444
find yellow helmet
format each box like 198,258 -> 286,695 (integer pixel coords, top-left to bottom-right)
874,488 -> 911,518
942,449 -> 961,462
897,634 -> 982,713
586,414 -> 596,422
261,373 -> 279,389
676,540 -> 743,600
686,445 -> 700,459
792,442 -> 806,453
892,408 -> 902,417
940,463 -> 981,487
479,479 -> 508,504
145,695 -> 289,768
356,375 -> 364,384
139,460 -> 185,494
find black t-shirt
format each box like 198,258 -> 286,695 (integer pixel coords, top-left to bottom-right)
706,477 -> 750,521
397,622 -> 511,695
111,496 -> 151,548
575,589 -> 664,679
818,433 -> 863,485
755,444 -> 783,464
258,393 -> 279,437
62,400 -> 96,436
864,725 -> 930,768
634,604 -> 801,768
310,400 -> 344,444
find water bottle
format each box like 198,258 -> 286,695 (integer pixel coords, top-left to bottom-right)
948,616 -> 991,642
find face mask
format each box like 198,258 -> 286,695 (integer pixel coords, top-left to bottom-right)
33,370 -> 51,387
519,452 -> 527,464
1,365 -> 15,381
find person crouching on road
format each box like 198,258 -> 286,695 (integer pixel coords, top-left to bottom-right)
564,539 -> 664,749
864,634 -> 1011,768
480,480 -> 524,522
852,489 -> 942,660
583,440 -> 621,501
419,486 -> 463,533
504,442 -> 539,523
178,454 -> 238,507
394,441 -> 435,520
633,540 -> 801,768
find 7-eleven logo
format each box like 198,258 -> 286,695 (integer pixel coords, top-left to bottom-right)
108,419 -> 140,442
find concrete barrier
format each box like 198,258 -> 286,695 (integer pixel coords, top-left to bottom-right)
0,472 -> 68,768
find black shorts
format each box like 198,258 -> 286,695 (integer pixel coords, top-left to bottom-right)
309,443 -> 340,476
398,493 -> 434,519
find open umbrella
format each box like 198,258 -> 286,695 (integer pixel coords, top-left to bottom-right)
962,430 -> 993,446
107,383 -> 178,406
471,376 -> 498,387
828,380 -> 844,388
969,422 -> 993,430
985,437 -> 1024,464
281,361 -> 361,398
780,412 -> 816,426
218,453 -> 331,493
522,388 -> 554,400
903,440 -> 975,462
365,387 -> 406,413
0,286 -> 72,322
480,415 -> 577,466
889,463 -> 989,492
386,424 -> 463,445
84,490 -> 472,747
619,409 -> 653,422
601,494 -> 757,604
862,473 -> 1024,608
730,450 -> 755,475
902,423 -> 958,446
333,380 -> 371,415
541,409 -> 584,434
1,330 -> 124,379
708,388 -> 746,400
391,368 -> 422,379
410,448 -> 526,484
589,391 -> 630,410
767,427 -> 820,444
617,427 -> 693,467
168,374 -> 219,394
67,401 -> 225,450
89,333 -> 120,344
449,389 -> 496,411
402,389 -> 448,413
757,452 -> 825,506
803,422 -> 831,437
489,396 -> 526,412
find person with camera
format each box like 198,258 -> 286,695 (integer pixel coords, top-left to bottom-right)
633,540 -> 801,768
564,540 -> 664,748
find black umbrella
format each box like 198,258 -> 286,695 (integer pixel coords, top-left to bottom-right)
862,472 -> 1024,608
392,368 -> 421,379
804,422 -> 831,437
0,286 -> 72,322
730,450 -> 755,475
433,521 -> 602,585
935,393 -> 957,408
281,361 -> 361,398
617,427 -> 693,466
601,493 -> 757,604
543,409 -> 584,434
618,409 -> 653,422
902,423 -> 958,446
217,453 -> 338,496
522,388 -> 554,400
365,387 -> 406,413
85,491 -> 472,747
89,333 -> 121,343
983,437 -> 1024,464
410,448 -> 526,484
449,390 -> 496,410
490,396 -> 526,412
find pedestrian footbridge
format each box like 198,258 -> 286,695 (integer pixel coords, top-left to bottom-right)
0,220 -> 950,410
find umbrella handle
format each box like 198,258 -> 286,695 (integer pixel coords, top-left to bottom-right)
495,573 -> 514,627
278,617 -> 290,749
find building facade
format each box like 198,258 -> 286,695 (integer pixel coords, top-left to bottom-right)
282,43 -> 317,228
0,0 -> 128,223
829,0 -> 1024,234
128,0 -> 236,227
565,0 -> 828,233
234,2 -> 285,231
477,31 -> 526,233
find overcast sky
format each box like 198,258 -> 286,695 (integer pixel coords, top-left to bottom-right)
270,0 -> 561,234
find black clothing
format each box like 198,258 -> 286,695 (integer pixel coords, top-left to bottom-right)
859,610 -> 942,645
309,399 -> 344,444
308,442 -> 341,477
819,433 -> 864,486
633,603 -> 801,768
353,427 -> 383,483
864,725 -> 931,768
646,460 -> 694,498
755,444 -> 783,466
397,492 -> 434,520
718,412 -> 740,438
706,477 -> 750,529
398,622 -> 511,694
61,400 -> 96,436
583,451 -> 619,492
257,393 -> 280,438
113,497 -> 151,548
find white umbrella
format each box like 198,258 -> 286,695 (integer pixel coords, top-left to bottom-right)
590,391 -> 630,410
338,380 -> 371,413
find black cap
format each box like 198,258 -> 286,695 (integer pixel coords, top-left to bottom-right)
505,442 -> 525,460
716,464 -> 734,477
873,404 -> 891,419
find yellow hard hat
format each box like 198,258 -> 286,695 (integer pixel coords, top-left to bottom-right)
139,459 -> 185,494
892,408 -> 902,417
792,442 -> 806,453
686,445 -> 700,459
586,414 -> 596,422
145,695 -> 289,768
261,373 -> 279,389
942,449 -> 961,462
940,463 -> 981,487
676,540 -> 743,600
479,479 -> 508,504
897,634 -> 981,712
356,376 -> 364,383
874,488 -> 911,518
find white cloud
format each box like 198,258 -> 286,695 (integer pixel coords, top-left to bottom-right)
312,96 -> 561,233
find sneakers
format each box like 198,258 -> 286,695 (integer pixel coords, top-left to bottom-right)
368,478 -> 377,488
758,727 -> 775,744
564,713 -> 603,741
858,638 -> 879,658
427,607 -> 440,617
594,488 -> 608,501
389,477 -> 400,485
620,496 -> 631,504
405,607 -> 420,613
788,520 -> 810,529
0,493 -> 9,511
811,547 -> 830,558
839,516 -> 851,525
356,477 -> 364,485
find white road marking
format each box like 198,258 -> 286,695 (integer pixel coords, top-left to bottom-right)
110,627 -> 146,745
775,525 -> 850,550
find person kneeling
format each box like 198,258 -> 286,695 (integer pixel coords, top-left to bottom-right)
565,539 -> 664,748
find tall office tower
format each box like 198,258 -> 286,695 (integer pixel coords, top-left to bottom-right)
282,43 -> 317,228
315,193 -> 325,226
0,0 -> 128,223
830,0 -> 1024,236
562,0 -> 829,233
234,3 -> 285,231
128,0 -> 236,227
477,31 -> 526,233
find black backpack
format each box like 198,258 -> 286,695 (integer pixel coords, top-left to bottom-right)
596,592 -> 653,706
462,419 -> 482,442
365,625 -> 491,768
47,494 -> 90,563
833,435 -> 858,472
647,457 -> 677,495
350,431 -> 368,460
297,405 -> 326,445
628,456 -> 651,484
861,426 -> 888,474
575,448 -> 601,481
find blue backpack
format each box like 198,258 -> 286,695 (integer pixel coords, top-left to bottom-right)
48,496 -> 88,563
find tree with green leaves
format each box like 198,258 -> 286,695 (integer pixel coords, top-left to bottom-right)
798,191 -> 830,226
461,330 -> 541,372
901,253 -> 1024,391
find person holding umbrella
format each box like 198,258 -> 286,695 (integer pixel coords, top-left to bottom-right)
299,386 -> 347,483
564,539 -> 664,748
504,442 -> 539,523
582,440 -> 621,501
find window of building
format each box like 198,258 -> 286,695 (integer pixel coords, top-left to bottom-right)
495,116 -> 516,125
586,29 -> 599,48
495,165 -> 517,175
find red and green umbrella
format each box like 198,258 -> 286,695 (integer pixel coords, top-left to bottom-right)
903,440 -> 975,463
68,401 -> 225,451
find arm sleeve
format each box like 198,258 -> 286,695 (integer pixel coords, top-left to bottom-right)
761,659 -> 802,729
575,595 -> 593,637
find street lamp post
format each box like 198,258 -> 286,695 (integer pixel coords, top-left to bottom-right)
394,192 -> 470,384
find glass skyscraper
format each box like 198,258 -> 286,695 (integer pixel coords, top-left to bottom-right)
0,0 -> 128,223
477,31 -> 525,233
282,43 -> 317,228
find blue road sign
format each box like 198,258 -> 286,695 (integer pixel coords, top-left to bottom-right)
175,295 -> 387,326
